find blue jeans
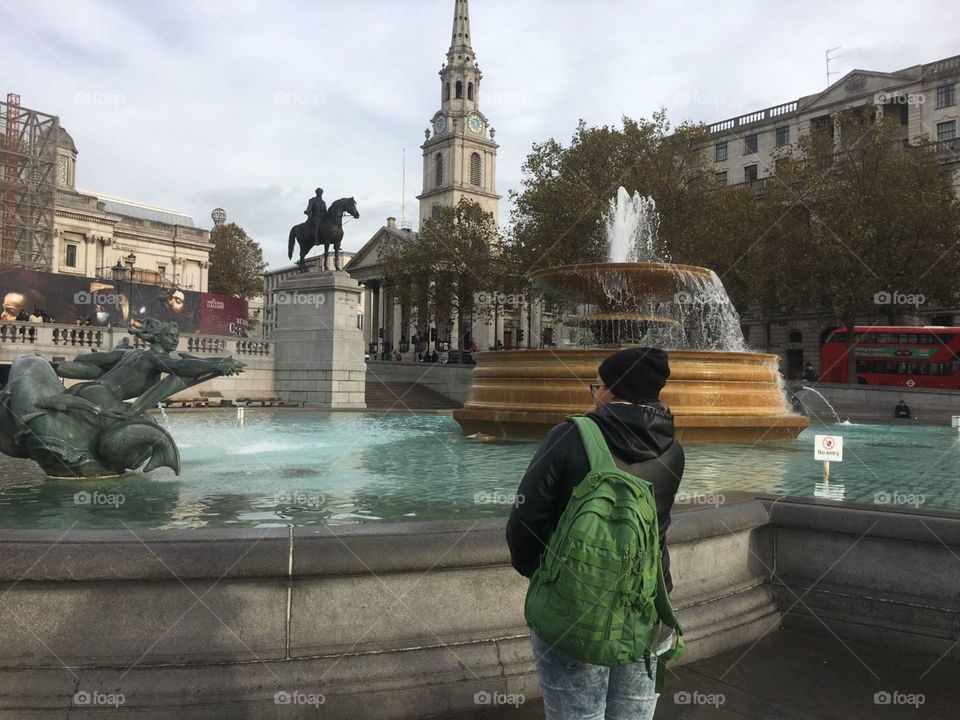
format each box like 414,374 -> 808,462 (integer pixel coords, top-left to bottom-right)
530,632 -> 673,720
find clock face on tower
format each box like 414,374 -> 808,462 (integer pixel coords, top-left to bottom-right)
434,115 -> 447,134
468,114 -> 483,134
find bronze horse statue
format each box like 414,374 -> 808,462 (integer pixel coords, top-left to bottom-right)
288,196 -> 360,273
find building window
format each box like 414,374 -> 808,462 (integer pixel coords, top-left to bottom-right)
938,120 -> 958,149
775,126 -> 790,147
64,243 -> 78,268
467,82 -> 474,101
715,141 -> 728,162
444,83 -> 450,101
744,164 -> 758,183
435,152 -> 444,187
716,171 -> 727,187
455,81 -> 463,99
936,84 -> 956,109
744,134 -> 758,154
157,264 -> 167,277
431,204 -> 441,219
470,152 -> 482,186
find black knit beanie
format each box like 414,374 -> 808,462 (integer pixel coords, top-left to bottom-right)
597,347 -> 670,403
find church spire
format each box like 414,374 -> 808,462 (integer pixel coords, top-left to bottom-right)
448,0 -> 473,58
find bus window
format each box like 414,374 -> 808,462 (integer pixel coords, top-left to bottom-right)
861,333 -> 877,344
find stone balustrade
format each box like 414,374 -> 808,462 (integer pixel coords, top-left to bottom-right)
0,321 -> 270,358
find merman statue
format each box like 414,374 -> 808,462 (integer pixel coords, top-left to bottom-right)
0,319 -> 245,478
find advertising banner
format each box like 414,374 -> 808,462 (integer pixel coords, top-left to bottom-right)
0,268 -> 248,336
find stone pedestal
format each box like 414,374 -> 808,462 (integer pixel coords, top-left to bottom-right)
273,270 -> 366,408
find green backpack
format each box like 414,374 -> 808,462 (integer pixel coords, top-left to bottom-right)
524,415 -> 684,692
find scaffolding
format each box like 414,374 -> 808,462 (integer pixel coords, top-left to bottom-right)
0,93 -> 57,270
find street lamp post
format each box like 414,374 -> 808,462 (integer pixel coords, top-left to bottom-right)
124,253 -> 136,325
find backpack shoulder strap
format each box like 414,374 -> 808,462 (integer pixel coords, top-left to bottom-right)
568,415 -> 616,472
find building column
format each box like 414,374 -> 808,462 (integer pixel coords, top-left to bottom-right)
371,281 -> 381,353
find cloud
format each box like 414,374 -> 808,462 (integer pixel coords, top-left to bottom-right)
3,0 -> 958,275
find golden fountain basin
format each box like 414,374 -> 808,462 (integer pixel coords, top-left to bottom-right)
452,349 -> 810,443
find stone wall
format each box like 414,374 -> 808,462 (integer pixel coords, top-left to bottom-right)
0,498 -> 954,718
365,360 -> 475,404
797,382 -> 960,424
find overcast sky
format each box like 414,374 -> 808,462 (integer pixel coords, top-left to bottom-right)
3,0 -> 958,270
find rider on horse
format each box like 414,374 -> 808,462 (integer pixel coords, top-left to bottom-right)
304,188 -> 327,247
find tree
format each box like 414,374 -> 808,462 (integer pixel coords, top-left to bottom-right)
752,107 -> 960,382
379,199 -> 499,348
208,223 -> 267,299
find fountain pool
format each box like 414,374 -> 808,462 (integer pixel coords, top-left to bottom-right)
0,409 -> 956,529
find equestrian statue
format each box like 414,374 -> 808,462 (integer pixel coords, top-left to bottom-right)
288,189 -> 360,273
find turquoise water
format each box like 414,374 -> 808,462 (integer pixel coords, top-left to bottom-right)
0,410 -> 957,529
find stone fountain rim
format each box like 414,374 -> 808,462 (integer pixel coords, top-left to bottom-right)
475,348 -> 784,362
530,261 -> 715,279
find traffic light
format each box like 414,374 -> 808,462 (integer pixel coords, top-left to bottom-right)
430,327 -> 437,341
517,328 -> 525,344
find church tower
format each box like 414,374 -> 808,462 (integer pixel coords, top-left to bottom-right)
418,0 -> 500,225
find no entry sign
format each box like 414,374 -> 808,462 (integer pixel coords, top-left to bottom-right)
814,434 -> 844,462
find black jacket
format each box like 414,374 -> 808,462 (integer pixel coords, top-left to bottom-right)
505,402 -> 684,591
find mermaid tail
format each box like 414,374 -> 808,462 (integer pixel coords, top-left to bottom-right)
97,420 -> 181,476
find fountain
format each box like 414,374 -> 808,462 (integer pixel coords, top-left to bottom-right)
453,188 -> 810,442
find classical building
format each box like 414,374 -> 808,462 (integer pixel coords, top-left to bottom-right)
703,54 -> 960,378
706,54 -> 959,191
53,127 -> 213,291
346,0 -> 510,358
0,91 -> 212,289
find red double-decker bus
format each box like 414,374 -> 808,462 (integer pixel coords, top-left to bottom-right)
820,326 -> 960,388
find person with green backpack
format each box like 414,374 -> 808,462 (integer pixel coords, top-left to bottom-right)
506,347 -> 685,720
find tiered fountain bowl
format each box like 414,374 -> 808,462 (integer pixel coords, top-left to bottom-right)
453,262 -> 810,443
